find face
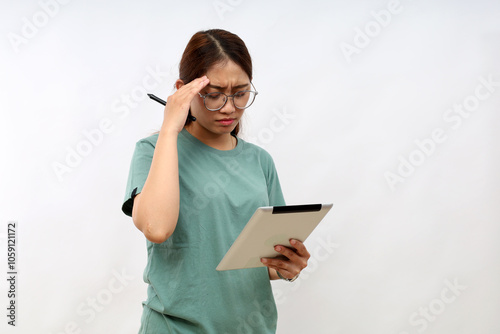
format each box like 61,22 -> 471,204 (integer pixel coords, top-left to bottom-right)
189,60 -> 251,136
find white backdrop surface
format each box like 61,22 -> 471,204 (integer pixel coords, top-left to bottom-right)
1,0 -> 499,333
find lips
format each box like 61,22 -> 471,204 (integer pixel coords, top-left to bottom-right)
216,118 -> 235,126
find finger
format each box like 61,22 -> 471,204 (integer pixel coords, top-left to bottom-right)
169,76 -> 209,107
274,245 -> 308,270
260,256 -> 299,274
173,78 -> 207,102
260,256 -> 285,269
289,239 -> 310,259
274,245 -> 300,262
182,76 -> 210,94
261,258 -> 300,279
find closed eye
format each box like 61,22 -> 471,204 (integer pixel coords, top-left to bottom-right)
205,93 -> 224,99
234,91 -> 248,98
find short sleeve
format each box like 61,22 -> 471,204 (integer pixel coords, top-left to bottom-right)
121,139 -> 155,217
263,152 -> 286,207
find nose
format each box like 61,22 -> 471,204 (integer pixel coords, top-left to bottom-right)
219,96 -> 236,114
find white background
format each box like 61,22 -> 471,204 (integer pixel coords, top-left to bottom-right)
1,0 -> 499,333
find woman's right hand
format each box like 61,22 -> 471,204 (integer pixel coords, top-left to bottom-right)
161,75 -> 210,134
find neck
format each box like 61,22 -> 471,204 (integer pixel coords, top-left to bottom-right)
185,123 -> 235,151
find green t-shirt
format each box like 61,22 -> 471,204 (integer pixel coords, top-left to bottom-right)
122,128 -> 286,333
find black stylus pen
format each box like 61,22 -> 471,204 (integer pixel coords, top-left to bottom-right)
147,94 -> 196,121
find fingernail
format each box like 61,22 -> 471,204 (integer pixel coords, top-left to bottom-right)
275,246 -> 282,251
261,258 -> 267,263
290,239 -> 297,245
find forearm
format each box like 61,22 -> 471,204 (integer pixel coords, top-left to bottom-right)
133,127 -> 180,243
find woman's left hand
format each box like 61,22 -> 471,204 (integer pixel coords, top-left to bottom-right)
260,239 -> 310,280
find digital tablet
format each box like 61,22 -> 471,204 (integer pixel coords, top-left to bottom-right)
216,203 -> 333,271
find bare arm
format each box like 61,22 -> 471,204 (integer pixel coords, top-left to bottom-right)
131,76 -> 210,243
131,128 -> 180,243
267,267 -> 280,280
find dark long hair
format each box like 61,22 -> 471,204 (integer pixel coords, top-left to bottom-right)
151,29 -> 252,136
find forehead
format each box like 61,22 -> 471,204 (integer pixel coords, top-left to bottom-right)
205,60 -> 250,88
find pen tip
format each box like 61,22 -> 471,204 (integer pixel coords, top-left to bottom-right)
147,94 -> 153,97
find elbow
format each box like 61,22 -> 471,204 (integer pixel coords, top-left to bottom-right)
133,211 -> 176,244
133,217 -> 175,244
143,224 -> 174,244
131,195 -> 178,244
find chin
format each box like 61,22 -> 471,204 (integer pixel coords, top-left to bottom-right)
215,122 -> 238,134
217,127 -> 236,135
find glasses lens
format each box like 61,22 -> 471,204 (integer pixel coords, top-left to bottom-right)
233,91 -> 256,109
204,92 -> 227,110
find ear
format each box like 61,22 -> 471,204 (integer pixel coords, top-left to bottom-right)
175,79 -> 185,90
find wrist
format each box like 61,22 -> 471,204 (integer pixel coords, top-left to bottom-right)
159,124 -> 182,138
277,270 -> 299,282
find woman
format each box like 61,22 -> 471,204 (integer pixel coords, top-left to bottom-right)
122,29 -> 310,333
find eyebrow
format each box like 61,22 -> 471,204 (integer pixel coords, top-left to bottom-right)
206,83 -> 250,90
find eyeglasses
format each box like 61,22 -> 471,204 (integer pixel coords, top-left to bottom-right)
198,83 -> 258,111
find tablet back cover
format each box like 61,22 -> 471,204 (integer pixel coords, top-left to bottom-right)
216,203 -> 333,271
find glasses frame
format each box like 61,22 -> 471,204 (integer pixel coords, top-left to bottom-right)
198,82 -> 258,111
